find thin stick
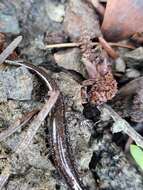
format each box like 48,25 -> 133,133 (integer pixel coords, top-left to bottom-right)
0,110 -> 38,142
109,42 -> 134,49
0,36 -> 22,64
0,60 -> 59,188
5,60 -> 53,91
44,42 -> 134,50
99,36 -> 119,59
45,42 -> 81,49
0,92 -> 59,189
15,90 -> 59,154
0,165 -> 11,190
99,104 -> 143,149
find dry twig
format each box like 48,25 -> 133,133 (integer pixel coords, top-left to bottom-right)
0,110 -> 38,142
44,42 -> 134,50
15,90 -> 59,154
0,36 -> 22,64
0,40 -> 59,187
0,90 -> 59,189
0,165 -> 11,190
99,104 -> 143,149
98,37 -> 119,59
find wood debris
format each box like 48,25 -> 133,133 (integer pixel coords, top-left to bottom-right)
0,36 -> 22,64
99,104 -> 143,149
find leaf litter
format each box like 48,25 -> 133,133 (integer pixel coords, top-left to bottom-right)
0,0 -> 143,189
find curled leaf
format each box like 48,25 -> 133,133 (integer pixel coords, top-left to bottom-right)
102,0 -> 143,41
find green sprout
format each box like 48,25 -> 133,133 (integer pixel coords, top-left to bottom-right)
130,144 -> 143,170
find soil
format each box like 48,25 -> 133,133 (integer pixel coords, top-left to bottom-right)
0,0 -> 143,190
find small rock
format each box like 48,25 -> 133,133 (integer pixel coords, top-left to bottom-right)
21,37 -> 49,65
111,77 -> 143,122
0,2 -> 20,34
44,31 -> 68,44
126,68 -> 140,78
21,0 -> 63,39
0,66 -> 33,102
115,57 -> 126,73
124,47 -> 143,67
53,72 -> 83,112
64,0 -> 101,41
54,48 -> 86,76
83,172 -> 96,190
45,1 -> 65,23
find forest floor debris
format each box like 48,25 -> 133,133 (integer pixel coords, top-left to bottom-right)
0,0 -> 143,190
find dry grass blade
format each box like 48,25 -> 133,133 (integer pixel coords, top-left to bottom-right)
0,59 -> 58,188
44,42 -> 81,49
0,92 -> 59,189
99,104 -> 143,149
15,90 -> 59,154
0,165 -> 11,190
109,43 -> 134,50
0,36 -> 22,64
0,110 -> 38,142
5,60 -> 53,91
45,42 -> 134,50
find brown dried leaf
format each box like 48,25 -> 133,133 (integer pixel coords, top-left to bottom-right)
101,0 -> 143,41
81,35 -> 117,105
88,71 -> 117,105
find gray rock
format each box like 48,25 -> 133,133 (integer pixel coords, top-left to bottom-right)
45,1 -> 65,22
54,48 -> 86,76
64,0 -> 101,40
124,47 -> 143,67
115,57 -> 126,73
52,72 -> 83,112
0,1 -> 20,34
0,66 -> 33,102
126,68 -> 140,78
22,0 -> 63,38
20,36 -> 49,65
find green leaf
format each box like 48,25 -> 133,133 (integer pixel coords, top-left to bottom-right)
130,144 -> 143,170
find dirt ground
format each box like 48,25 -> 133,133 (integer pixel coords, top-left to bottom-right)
0,0 -> 143,190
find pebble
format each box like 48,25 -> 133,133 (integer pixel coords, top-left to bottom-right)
0,66 -> 33,102
124,47 -> 143,67
126,68 -> 140,78
64,0 -> 101,41
115,57 -> 126,73
0,1 -> 20,34
45,1 -> 65,23
54,48 -> 86,76
53,72 -> 83,112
